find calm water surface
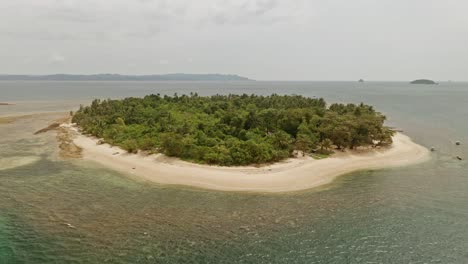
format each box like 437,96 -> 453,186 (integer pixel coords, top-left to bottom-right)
0,81 -> 467,263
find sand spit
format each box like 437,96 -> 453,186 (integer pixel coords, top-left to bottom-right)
28,115 -> 83,158
34,116 -> 71,134
63,124 -> 431,193
40,117 -> 83,158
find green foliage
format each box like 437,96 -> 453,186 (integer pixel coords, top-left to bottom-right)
72,94 -> 393,166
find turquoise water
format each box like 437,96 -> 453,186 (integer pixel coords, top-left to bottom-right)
0,81 -> 467,263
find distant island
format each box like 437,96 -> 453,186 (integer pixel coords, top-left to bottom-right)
0,73 -> 251,81
410,79 -> 437,85
72,94 -> 394,166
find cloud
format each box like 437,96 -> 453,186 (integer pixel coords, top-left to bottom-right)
49,53 -> 65,63
2,0 -> 468,80
43,6 -> 97,23
252,0 -> 278,15
0,0 -> 303,42
203,0 -> 290,26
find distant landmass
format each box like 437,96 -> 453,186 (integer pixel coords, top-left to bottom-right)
0,73 -> 252,81
410,79 -> 437,85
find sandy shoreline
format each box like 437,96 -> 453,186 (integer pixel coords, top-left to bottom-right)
63,124 -> 430,193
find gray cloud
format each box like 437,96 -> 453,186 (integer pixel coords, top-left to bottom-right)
203,0 -> 292,25
1,0 -> 467,80
43,6 -> 98,23
48,53 -> 66,64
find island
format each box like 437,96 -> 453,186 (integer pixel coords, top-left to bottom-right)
410,79 -> 437,85
0,73 -> 251,81
72,94 -> 395,165
62,93 -> 429,192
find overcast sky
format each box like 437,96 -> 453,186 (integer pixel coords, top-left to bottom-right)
1,0 -> 467,80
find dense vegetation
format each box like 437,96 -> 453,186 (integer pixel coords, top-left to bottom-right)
72,94 -> 394,166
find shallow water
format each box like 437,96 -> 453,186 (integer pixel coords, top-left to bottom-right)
0,81 -> 467,263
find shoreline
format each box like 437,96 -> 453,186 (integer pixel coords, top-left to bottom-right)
64,124 -> 431,193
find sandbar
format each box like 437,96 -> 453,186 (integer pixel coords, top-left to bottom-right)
65,124 -> 430,193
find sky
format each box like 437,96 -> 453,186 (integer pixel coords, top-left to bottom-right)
1,0 -> 467,81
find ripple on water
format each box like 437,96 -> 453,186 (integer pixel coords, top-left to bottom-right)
0,156 -> 41,171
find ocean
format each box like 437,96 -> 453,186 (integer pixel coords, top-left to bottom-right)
0,81 -> 467,263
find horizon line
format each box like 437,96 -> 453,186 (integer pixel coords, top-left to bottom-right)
0,73 -> 463,82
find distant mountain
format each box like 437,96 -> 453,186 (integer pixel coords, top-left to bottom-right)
0,73 -> 252,81
410,79 -> 437,85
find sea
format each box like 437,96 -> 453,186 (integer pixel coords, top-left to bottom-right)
0,81 -> 467,263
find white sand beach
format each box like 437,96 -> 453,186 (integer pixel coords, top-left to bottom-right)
66,124 -> 430,193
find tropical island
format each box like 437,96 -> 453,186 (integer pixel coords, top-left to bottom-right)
72,94 -> 395,166
61,93 -> 430,192
410,79 -> 437,85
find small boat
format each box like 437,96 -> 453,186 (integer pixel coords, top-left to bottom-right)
430,147 -> 435,152
455,141 -> 461,146
456,156 -> 462,160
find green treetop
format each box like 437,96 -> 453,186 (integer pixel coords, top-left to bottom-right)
72,94 -> 394,166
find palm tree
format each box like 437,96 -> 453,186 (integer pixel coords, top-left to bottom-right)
318,139 -> 333,153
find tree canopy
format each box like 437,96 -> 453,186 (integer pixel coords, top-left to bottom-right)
72,93 -> 394,166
